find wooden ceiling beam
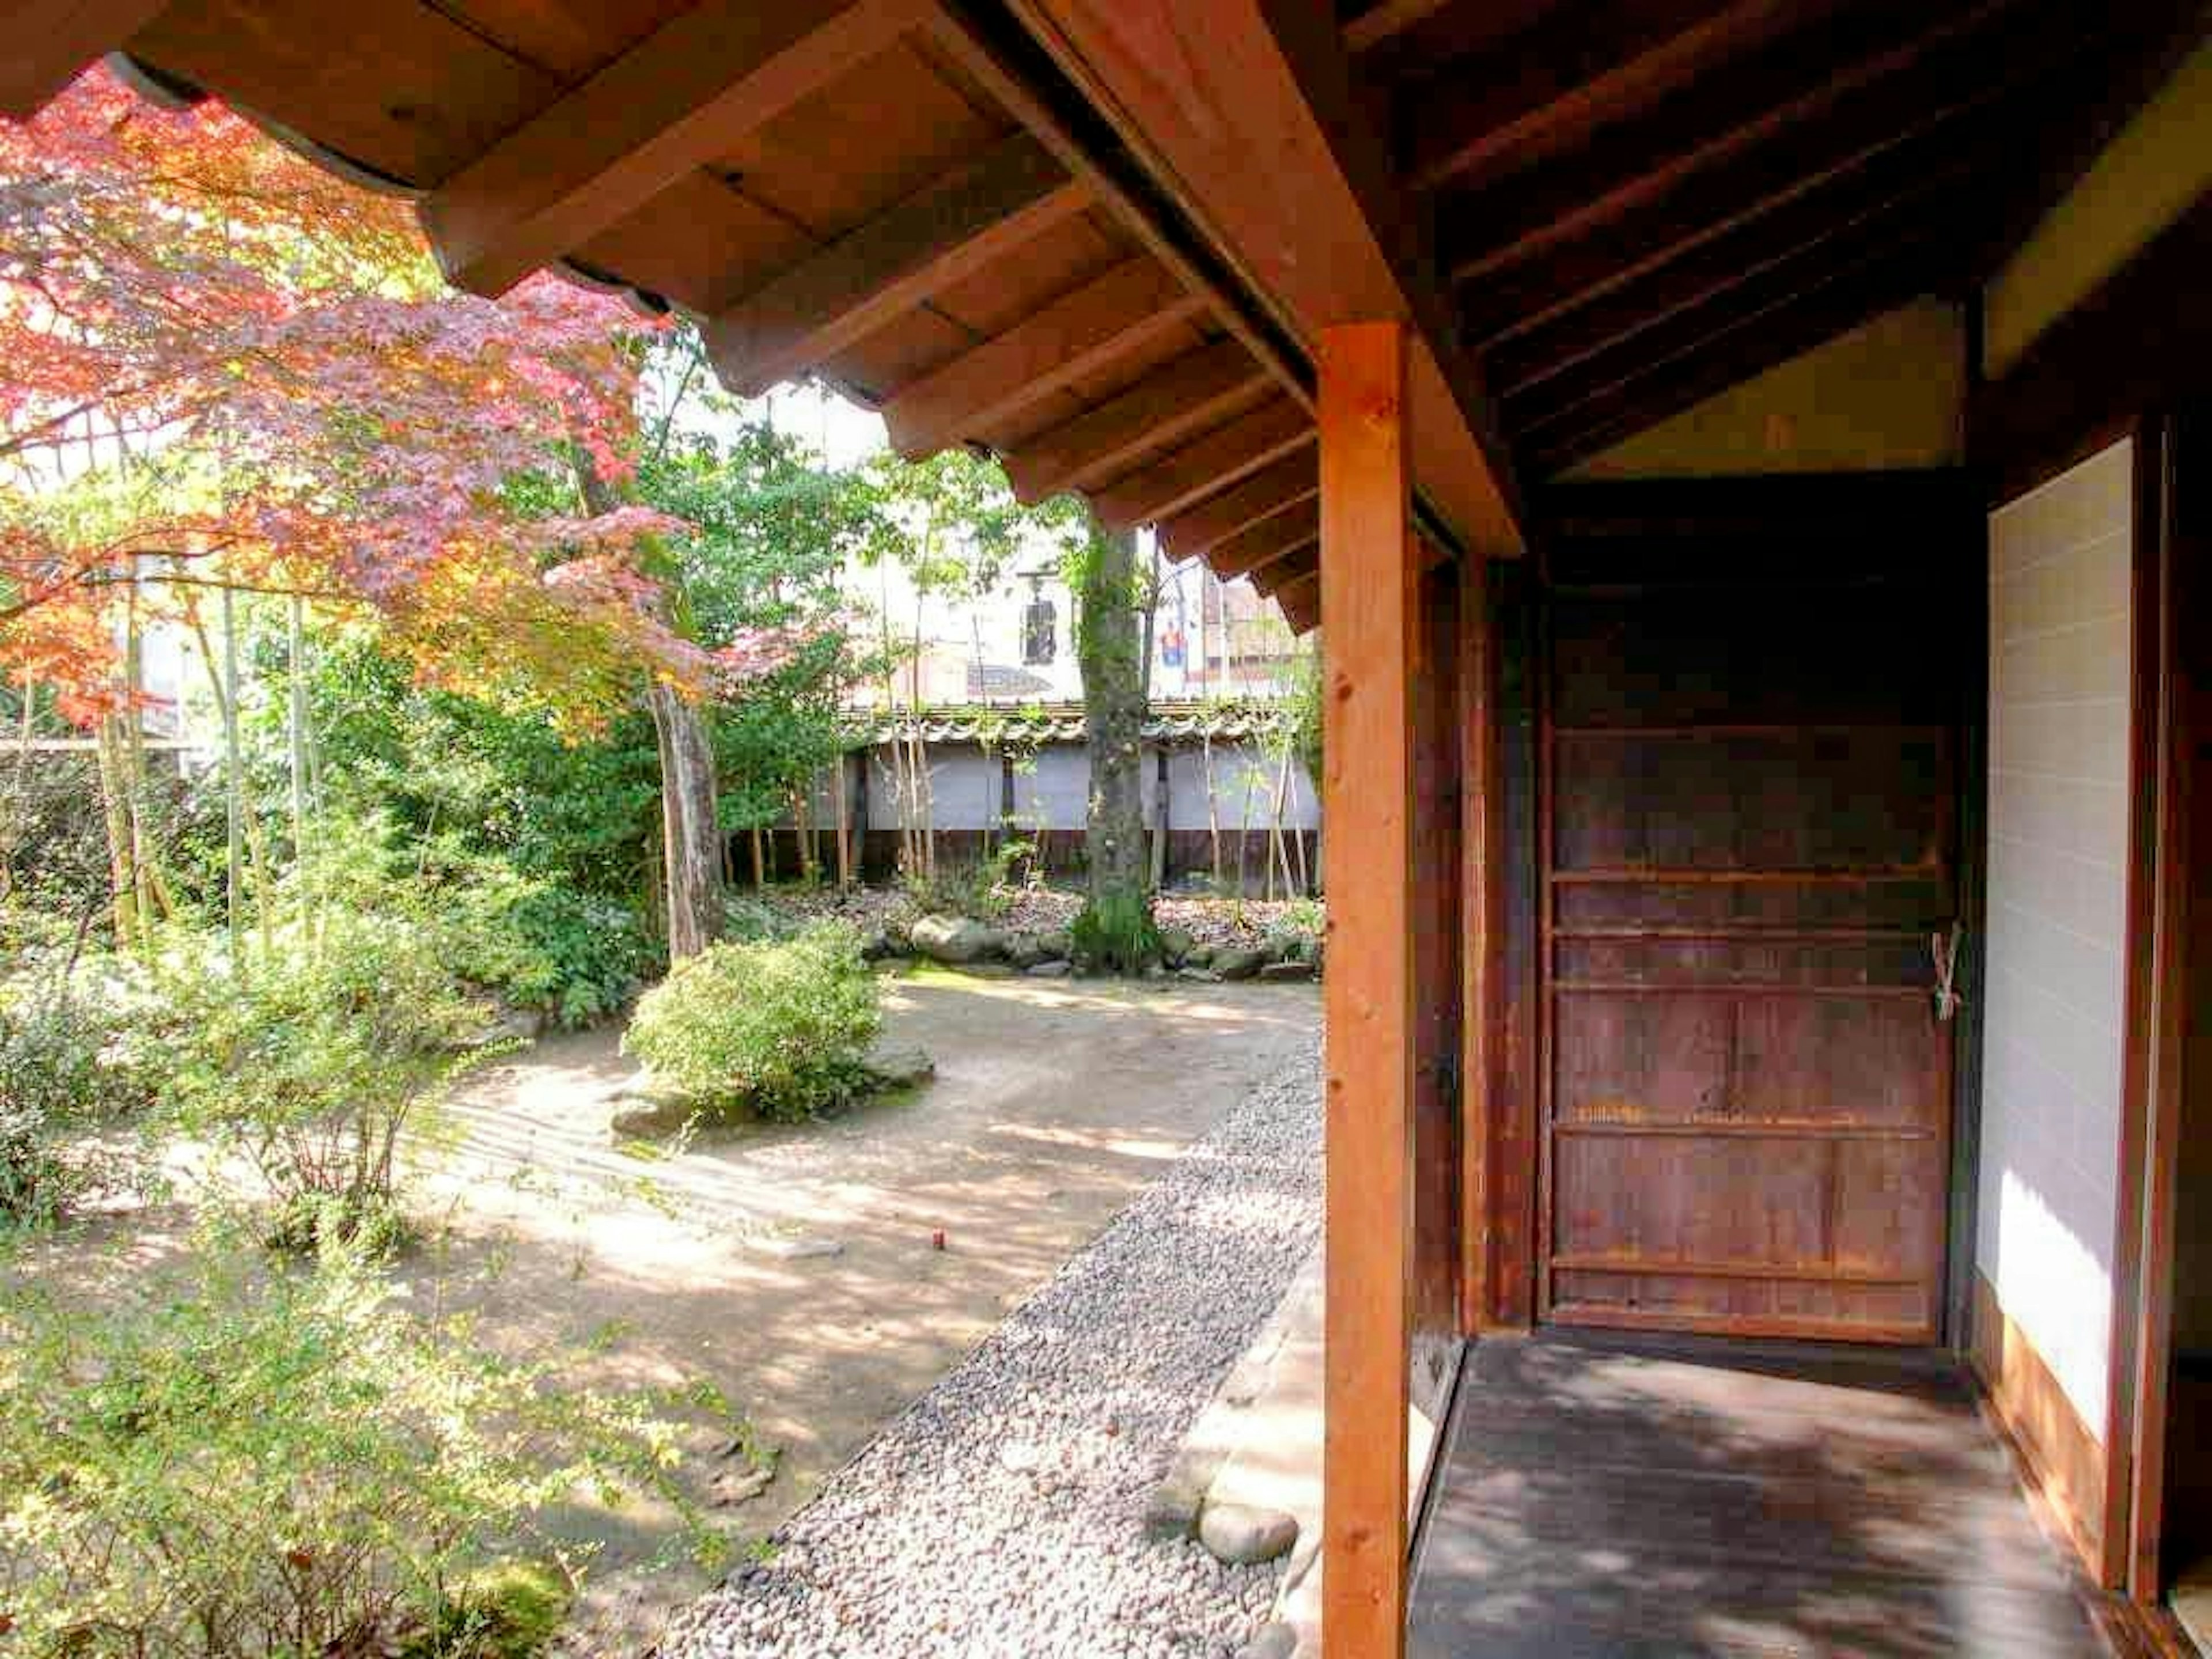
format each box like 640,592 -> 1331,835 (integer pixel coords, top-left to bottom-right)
420,0 -> 930,297
881,255 -> 1205,457
1506,216 -> 1953,435
707,131 -> 1087,399
1203,497 -> 1321,575
1007,0 -> 1527,557
1455,9 -> 2080,346
1444,0 -> 2029,289
1404,0 -> 1816,195
1089,397 -> 1315,529
1276,575 -> 1319,632
1341,0 -> 1461,54
1155,450 -> 1318,561
1250,544 -> 1319,599
0,0 -> 170,118
1525,247 -> 1952,472
1486,142 -> 1994,398
998,338 -> 1271,502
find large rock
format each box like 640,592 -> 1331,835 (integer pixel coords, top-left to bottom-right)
1260,959 -> 1315,982
909,914 -> 1003,965
1235,1625 -> 1298,1659
607,1090 -> 699,1138
861,1045 -> 935,1092
1004,932 -> 1055,968
1025,960 -> 1072,979
1157,926 -> 1196,965
1213,945 -> 1267,982
1199,1501 -> 1298,1566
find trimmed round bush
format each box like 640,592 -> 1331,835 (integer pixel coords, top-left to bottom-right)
622,923 -> 881,1122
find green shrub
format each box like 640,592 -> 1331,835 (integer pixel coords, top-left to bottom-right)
622,924 -> 881,1122
1070,892 -> 1161,975
0,1234 -> 713,1657
161,914 -> 493,1247
0,969 -> 157,1227
450,880 -> 658,1031
897,839 -> 1034,924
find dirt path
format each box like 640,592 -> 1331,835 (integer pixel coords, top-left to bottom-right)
411,966 -> 1319,1652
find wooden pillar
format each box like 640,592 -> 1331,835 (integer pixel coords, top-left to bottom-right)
1320,319 -> 1416,1659
1457,550 -> 1498,1335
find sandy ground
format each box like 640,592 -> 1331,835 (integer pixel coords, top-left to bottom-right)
408,965 -> 1320,1651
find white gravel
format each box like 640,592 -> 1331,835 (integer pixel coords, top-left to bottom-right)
660,1050 -> 1323,1659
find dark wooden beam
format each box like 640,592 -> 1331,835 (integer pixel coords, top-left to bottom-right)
0,0 -> 168,118
1156,450 -> 1319,561
881,255 -> 1206,457
1455,6 -> 2080,344
1317,318 -> 1416,1659
1008,0 -> 1527,556
1090,397 -> 1314,528
1971,194 -> 2212,500
1528,248 -> 1946,472
1483,135 -> 1995,396
420,0 -> 927,298
707,131 -> 1087,398
1276,568 -> 1320,631
1444,0 -> 2020,289
1502,205 -> 1960,431
1404,0 -> 1816,195
1204,497 -> 1321,575
998,338 -> 1271,502
1342,0 -> 1460,53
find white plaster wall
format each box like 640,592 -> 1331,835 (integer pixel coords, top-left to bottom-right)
1164,745 -> 1319,831
866,747 -> 999,831
1013,745 -> 1090,832
1978,437 -> 2134,1437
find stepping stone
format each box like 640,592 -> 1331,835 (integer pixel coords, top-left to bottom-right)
1199,1501 -> 1298,1565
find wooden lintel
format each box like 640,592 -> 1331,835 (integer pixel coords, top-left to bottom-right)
1007,0 -> 1525,556
708,131 -> 1087,399
1277,577 -> 1320,632
1155,450 -> 1319,561
1444,0 -> 2013,290
1318,319 -> 1415,1659
998,338 -> 1270,503
1092,397 -> 1315,529
1205,497 -> 1321,575
1405,0 -> 1812,194
0,0 -> 170,117
881,255 -> 1205,457
420,0 -> 928,298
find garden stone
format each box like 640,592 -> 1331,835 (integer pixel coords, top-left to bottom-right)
1236,1623 -> 1298,1659
1198,1502 -> 1298,1566
1025,960 -> 1072,978
861,1046 -> 935,1091
1005,933 -> 1055,968
858,928 -> 896,961
910,914 -> 1001,964
1213,945 -> 1267,981
960,960 -> 1016,979
1157,926 -> 1196,966
1259,960 -> 1315,982
708,1464 -> 776,1506
1175,966 -> 1222,984
607,1091 -> 697,1138
1183,941 -> 1215,968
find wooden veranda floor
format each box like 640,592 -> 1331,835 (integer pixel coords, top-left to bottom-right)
1407,1330 -> 2110,1658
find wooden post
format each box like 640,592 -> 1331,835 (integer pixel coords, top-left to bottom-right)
1458,551 -> 1498,1334
1320,319 -> 1415,1659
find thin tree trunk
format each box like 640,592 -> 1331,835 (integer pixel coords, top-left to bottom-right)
647,677 -> 722,959
832,754 -> 852,889
220,582 -> 244,964
1202,732 -> 1222,888
1077,517 -> 1151,959
750,823 -> 766,888
287,594 -> 312,944
93,716 -> 139,954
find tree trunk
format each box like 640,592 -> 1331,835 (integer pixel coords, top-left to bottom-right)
648,677 -> 722,959
1076,517 -> 1153,964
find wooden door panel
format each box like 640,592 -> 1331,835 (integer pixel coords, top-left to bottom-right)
1537,489 -> 1967,1345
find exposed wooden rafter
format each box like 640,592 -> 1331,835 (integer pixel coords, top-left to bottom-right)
1154,450 -> 1317,561
707,131 -> 1088,398
1453,7 -> 2077,346
0,0 -> 169,118
880,255 -> 1205,456
1486,146 -> 1991,399
1249,544 -> 1319,599
1443,0 -> 2024,289
1089,396 -> 1313,528
1403,0 -> 1814,194
1006,0 -> 1527,557
419,0 -> 930,298
997,338 -> 1270,502
1202,497 -> 1320,575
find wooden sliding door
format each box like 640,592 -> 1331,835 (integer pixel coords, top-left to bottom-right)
1536,479 -> 1974,1344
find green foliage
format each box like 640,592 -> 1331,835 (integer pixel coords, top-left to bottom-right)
448,878 -> 657,1031
898,838 -> 1034,924
1070,891 -> 1162,976
623,924 -> 881,1123
0,964 -> 162,1227
1265,896 -> 1327,964
1282,643 -> 1324,791
160,913 -> 493,1247
0,1232 -> 714,1657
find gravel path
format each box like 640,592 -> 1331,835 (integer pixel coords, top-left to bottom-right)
661,1048 -> 1322,1659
